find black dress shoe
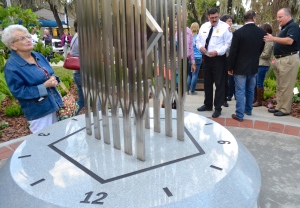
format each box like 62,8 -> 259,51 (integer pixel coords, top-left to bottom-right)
227,97 -> 232,101
223,102 -> 229,107
274,111 -> 289,116
197,105 -> 212,111
232,114 -> 243,122
268,109 -> 279,113
212,110 -> 221,118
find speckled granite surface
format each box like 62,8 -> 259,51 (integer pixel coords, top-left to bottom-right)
0,109 -> 260,207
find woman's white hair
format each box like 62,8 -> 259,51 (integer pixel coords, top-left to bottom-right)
1,24 -> 30,50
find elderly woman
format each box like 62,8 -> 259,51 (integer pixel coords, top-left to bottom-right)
2,25 -> 63,134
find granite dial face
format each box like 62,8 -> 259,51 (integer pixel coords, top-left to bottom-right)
6,112 -> 238,207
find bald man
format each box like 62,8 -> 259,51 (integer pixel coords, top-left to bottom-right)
264,8 -> 299,116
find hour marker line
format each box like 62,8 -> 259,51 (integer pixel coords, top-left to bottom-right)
30,178 -> 45,186
18,155 -> 31,159
163,187 -> 173,197
210,165 -> 223,171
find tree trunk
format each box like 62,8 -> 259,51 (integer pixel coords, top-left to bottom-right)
46,0 -> 64,38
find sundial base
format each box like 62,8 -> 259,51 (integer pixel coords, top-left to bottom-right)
0,109 -> 260,208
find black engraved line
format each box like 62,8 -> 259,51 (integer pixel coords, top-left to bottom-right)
49,145 -> 104,183
104,153 -> 202,183
210,165 -> 223,171
184,126 -> 205,154
205,123 -> 213,125
18,155 -> 31,158
30,178 -> 45,186
49,143 -> 202,184
48,119 -> 102,146
48,127 -> 86,146
48,120 -> 205,184
163,187 -> 173,197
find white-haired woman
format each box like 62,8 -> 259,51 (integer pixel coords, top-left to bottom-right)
2,24 -> 63,133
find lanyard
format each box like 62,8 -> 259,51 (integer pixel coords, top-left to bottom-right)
36,63 -> 49,78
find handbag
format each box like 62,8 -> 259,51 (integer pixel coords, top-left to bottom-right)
57,82 -> 79,121
63,53 -> 80,70
63,36 -> 80,70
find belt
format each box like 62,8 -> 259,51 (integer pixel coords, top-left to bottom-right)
274,51 -> 298,59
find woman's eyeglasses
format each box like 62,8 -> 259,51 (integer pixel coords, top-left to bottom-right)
13,35 -> 32,43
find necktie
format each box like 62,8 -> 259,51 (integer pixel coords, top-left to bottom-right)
205,26 -> 214,50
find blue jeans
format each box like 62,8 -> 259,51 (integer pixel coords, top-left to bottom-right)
74,72 -> 84,115
234,75 -> 256,119
256,66 -> 270,88
187,58 -> 202,93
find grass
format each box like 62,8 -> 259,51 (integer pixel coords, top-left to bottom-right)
52,66 -> 73,78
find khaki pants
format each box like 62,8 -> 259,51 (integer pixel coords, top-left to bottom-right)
273,53 -> 299,113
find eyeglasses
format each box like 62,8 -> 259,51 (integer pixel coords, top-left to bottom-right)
13,35 -> 32,43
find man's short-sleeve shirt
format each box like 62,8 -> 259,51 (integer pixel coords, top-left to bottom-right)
274,19 -> 299,55
196,20 -> 232,56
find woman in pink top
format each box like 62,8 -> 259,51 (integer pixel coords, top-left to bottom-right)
174,9 -> 195,108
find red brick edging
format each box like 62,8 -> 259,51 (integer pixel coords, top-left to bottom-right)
211,117 -> 300,137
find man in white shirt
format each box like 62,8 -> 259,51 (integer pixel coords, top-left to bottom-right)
196,7 -> 232,118
30,28 -> 38,44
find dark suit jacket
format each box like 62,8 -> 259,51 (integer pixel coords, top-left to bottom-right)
228,23 -> 265,75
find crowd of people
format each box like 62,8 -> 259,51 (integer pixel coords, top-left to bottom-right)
2,6 -> 299,135
193,7 -> 299,122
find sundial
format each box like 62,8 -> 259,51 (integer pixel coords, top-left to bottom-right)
0,0 -> 260,207
0,110 -> 260,207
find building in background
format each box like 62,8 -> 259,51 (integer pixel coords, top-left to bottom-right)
34,9 -> 75,38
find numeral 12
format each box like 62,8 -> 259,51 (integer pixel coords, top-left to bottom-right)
80,191 -> 108,205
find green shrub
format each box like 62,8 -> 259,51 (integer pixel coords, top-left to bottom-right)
0,121 -> 8,129
0,72 -> 15,109
264,77 -> 276,90
0,121 -> 8,136
293,95 -> 300,102
263,78 -> 277,99
57,76 -> 73,96
4,104 -> 24,117
33,41 -> 52,56
266,67 -> 276,80
293,81 -> 300,102
264,88 -> 276,99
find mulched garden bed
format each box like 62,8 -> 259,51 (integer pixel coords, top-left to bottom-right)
1,88 -> 300,143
